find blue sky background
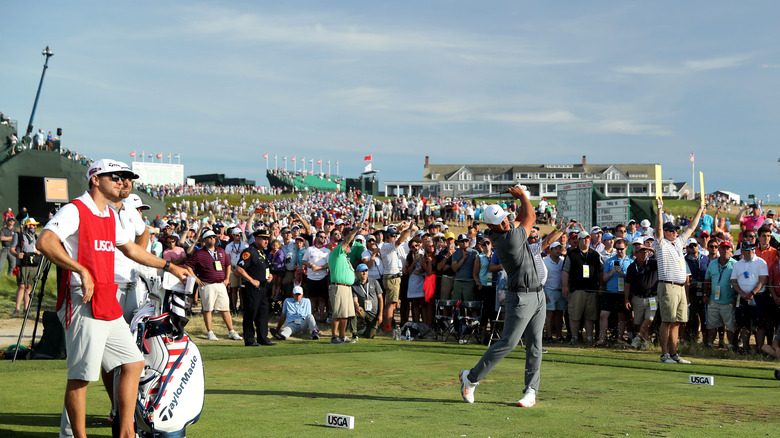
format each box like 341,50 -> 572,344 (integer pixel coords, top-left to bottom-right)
2,1 -> 779,203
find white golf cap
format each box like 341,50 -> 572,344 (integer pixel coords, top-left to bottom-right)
577,231 -> 590,239
125,194 -> 150,210
293,285 -> 304,295
86,159 -> 139,180
549,241 -> 562,249
202,230 -> 217,239
483,204 -> 509,225
687,238 -> 698,246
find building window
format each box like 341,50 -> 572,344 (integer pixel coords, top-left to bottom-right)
431,173 -> 439,179
538,173 -> 547,179
555,173 -> 564,179
547,184 -> 556,192
443,183 -> 452,190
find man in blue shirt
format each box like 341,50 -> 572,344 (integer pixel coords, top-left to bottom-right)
271,286 -> 320,340
703,241 -> 737,349
599,239 -> 634,345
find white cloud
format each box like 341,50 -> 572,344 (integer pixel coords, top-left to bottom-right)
616,53 -> 753,75
593,119 -> 672,136
484,110 -> 578,124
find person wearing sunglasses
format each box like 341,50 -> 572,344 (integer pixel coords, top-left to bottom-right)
654,198 -> 705,365
731,241 -> 770,354
684,239 -> 710,345
599,239 -> 633,346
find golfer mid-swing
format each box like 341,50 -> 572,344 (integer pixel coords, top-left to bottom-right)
459,185 -> 545,408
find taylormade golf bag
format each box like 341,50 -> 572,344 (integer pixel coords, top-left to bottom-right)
132,275 -> 204,437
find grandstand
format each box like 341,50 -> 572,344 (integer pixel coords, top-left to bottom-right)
266,169 -> 342,192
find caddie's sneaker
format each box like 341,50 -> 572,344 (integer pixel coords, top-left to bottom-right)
207,331 -> 219,341
659,353 -> 677,364
517,388 -> 536,407
228,330 -> 243,341
631,336 -> 642,349
459,369 -> 478,403
671,354 -> 691,364
330,337 -> 344,344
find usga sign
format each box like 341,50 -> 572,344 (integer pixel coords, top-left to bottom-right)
326,413 -> 355,429
688,375 -> 714,385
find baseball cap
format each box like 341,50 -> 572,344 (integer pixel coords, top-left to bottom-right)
637,244 -> 654,253
202,230 -> 217,239
292,285 -> 304,295
355,234 -> 366,242
23,217 -> 40,226
367,235 -> 376,242
763,219 -> 774,227
231,228 -> 242,235
125,194 -> 150,210
590,226 -> 603,234
627,219 -> 636,224
483,204 -> 509,225
768,209 -> 776,215
5,217 -> 15,223
662,222 -> 677,232
549,241 -> 562,249
295,235 -> 306,241
335,219 -> 344,225
719,241 -> 733,249
577,231 -> 590,239
86,159 -> 139,180
602,232 -> 614,241
444,231 -> 456,240
640,219 -> 651,228
457,233 -> 469,242
699,230 -> 710,237
281,227 -> 291,234
386,228 -> 400,236
686,238 -> 698,247
356,263 -> 369,272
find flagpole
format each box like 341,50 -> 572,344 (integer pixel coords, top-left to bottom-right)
141,151 -> 144,162
302,156 -> 306,173
274,155 -> 278,169
691,152 -> 695,198
336,160 -> 339,177
327,160 -> 331,177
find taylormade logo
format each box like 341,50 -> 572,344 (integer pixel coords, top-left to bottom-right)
93,240 -> 115,252
160,354 -> 199,421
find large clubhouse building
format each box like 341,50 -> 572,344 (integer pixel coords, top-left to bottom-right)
384,156 -> 692,200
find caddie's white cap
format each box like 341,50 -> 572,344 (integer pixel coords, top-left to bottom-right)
483,204 -> 509,225
292,285 -> 304,295
86,159 -> 138,180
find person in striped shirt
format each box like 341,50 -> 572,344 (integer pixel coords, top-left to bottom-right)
654,199 -> 705,364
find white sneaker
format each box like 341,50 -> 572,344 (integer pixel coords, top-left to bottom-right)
631,336 -> 642,349
659,353 -> 677,364
517,388 -> 536,407
207,331 -> 219,341
228,330 -> 243,341
459,369 -> 478,403
671,354 -> 691,364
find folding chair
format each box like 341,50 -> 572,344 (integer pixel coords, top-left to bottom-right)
487,304 -> 505,346
433,299 -> 458,341
457,301 -> 483,344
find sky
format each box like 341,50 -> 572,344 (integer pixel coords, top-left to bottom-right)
2,1 -> 779,203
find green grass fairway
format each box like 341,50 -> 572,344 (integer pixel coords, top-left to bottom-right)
2,340 -> 779,437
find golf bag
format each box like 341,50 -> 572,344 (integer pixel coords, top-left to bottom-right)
132,275 -> 204,438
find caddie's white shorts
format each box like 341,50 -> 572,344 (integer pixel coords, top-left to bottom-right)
58,287 -> 143,381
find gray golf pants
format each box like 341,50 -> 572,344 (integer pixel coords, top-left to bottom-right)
469,289 -> 546,393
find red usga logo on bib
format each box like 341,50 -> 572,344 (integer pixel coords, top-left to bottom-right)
94,240 -> 115,252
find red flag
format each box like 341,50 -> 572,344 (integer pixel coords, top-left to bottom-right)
689,153 -> 694,163
317,159 -> 322,164
364,155 -> 372,162
308,170 -> 313,175
291,157 -> 296,162
263,154 -> 268,159
156,153 -> 163,159
130,151 -> 136,157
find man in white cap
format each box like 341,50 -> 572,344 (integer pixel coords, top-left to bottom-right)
271,285 -> 320,340
37,158 -> 190,438
459,186 -> 545,408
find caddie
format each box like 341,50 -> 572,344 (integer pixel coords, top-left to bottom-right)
37,159 -> 189,438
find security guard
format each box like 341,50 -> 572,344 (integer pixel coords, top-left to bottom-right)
235,229 -> 276,346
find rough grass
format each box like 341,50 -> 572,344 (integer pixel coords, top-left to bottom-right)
2,339 -> 779,437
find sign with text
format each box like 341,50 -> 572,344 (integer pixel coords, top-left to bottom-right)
326,413 -> 355,429
596,198 -> 630,229
688,375 -> 714,386
557,182 -> 594,231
